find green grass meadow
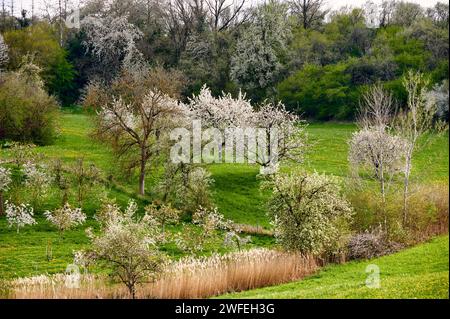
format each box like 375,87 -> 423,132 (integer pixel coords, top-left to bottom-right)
0,111 -> 448,289
220,236 -> 449,299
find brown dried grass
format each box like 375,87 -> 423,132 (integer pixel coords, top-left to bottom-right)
11,249 -> 318,299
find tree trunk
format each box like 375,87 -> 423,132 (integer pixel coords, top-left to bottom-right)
127,283 -> 136,299
139,149 -> 146,196
403,160 -> 411,226
380,165 -> 388,232
403,150 -> 413,226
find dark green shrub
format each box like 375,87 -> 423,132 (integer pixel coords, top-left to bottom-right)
0,65 -> 59,145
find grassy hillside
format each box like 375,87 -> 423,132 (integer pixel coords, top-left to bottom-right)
0,112 -> 448,279
220,236 -> 449,299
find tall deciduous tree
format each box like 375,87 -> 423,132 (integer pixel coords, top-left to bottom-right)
395,71 -> 446,225
81,14 -> 144,81
95,67 -> 186,195
426,2 -> 449,28
230,0 -> 290,100
206,0 -> 248,31
288,0 -> 328,29
379,0 -> 396,27
349,84 -> 407,211
189,86 -> 308,173
392,1 -> 424,27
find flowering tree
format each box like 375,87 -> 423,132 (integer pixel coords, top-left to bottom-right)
185,167 -> 215,212
175,206 -> 230,254
85,200 -> 165,299
349,84 -> 408,204
349,129 -> 407,201
5,201 -> 37,233
44,203 -> 86,234
223,229 -> 252,251
96,72 -> 186,195
145,203 -> 181,234
0,166 -> 12,216
7,143 -> 37,168
189,85 -> 254,130
230,0 -> 290,98
157,164 -> 215,213
395,71 -> 447,225
23,162 -> 52,207
263,171 -> 353,255
253,102 -> 308,171
189,86 -> 308,173
81,14 -> 144,79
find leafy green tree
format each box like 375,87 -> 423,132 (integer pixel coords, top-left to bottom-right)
325,8 -> 374,59
278,62 -> 360,120
0,61 -> 59,145
391,1 -> 424,27
3,22 -> 75,105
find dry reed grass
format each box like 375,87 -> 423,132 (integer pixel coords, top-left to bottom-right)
11,248 -> 318,299
408,183 -> 449,241
234,224 -> 275,237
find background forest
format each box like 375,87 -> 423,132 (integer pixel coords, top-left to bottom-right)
0,0 -> 448,123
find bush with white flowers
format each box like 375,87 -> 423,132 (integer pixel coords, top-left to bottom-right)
44,203 -> 86,233
0,167 -> 11,191
175,206 -> 233,254
5,201 -> 36,233
263,171 -> 353,255
83,200 -> 165,299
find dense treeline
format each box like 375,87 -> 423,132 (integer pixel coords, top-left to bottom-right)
0,0 -> 449,121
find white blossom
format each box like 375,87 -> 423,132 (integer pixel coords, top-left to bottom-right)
6,201 -> 36,233
264,171 -> 353,255
98,91 -> 186,141
0,34 -> 9,70
189,85 -> 254,129
349,127 -> 408,181
253,102 -> 308,170
230,1 -> 290,92
45,203 -> 87,233
188,86 -> 308,171
23,162 -> 52,194
0,166 -> 12,192
81,15 -> 144,72
223,231 -> 252,251
83,200 -> 165,298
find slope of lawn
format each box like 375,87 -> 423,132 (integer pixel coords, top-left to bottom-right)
211,122 -> 448,226
220,236 -> 449,299
0,111 -> 448,279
